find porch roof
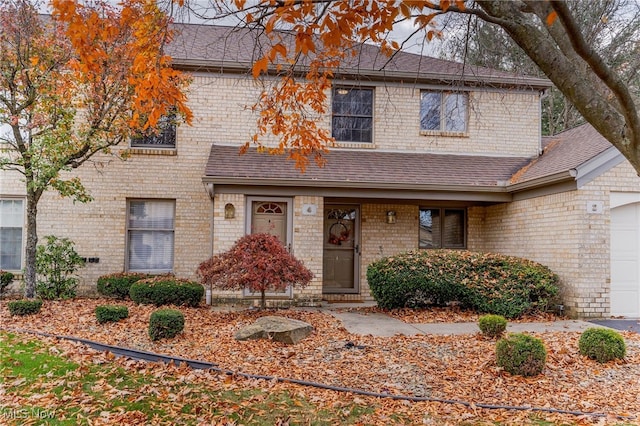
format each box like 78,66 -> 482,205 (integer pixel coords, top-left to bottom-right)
511,124 -> 614,185
203,145 -> 531,200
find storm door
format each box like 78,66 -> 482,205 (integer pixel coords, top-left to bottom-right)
322,205 -> 360,293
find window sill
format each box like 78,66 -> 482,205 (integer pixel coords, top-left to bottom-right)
420,130 -> 468,138
126,148 -> 177,156
333,142 -> 376,149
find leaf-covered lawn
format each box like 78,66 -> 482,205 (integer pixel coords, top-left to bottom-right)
1,298 -> 639,425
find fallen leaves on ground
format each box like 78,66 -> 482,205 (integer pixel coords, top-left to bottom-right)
1,299 -> 639,425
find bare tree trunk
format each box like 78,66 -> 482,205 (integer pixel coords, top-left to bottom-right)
24,190 -> 39,299
261,289 -> 266,310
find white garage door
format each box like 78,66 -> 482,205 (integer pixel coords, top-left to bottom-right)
611,202 -> 640,317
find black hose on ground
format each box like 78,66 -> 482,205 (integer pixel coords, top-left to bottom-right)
2,327 -> 634,421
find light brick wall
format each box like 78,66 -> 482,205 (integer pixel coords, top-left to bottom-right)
370,87 -> 541,156
1,71 -> 542,300
470,159 -> 640,318
185,73 -> 542,156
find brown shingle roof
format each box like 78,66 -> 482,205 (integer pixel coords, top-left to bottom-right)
204,145 -> 530,190
511,124 -> 613,184
168,24 -> 551,89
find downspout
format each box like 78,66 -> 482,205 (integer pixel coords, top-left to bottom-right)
539,88 -> 549,155
203,181 -> 215,305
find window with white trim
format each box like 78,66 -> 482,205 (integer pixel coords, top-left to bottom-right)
332,87 -> 373,143
419,208 -> 466,249
420,91 -> 468,133
127,200 -> 175,273
0,199 -> 24,270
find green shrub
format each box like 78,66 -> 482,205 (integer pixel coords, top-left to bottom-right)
8,299 -> 43,316
496,333 -> 547,377
578,328 -> 626,363
367,250 -> 559,318
130,275 -> 204,307
95,305 -> 129,324
36,235 -> 85,300
478,314 -> 507,338
0,270 -> 15,297
97,272 -> 148,299
149,308 -> 185,341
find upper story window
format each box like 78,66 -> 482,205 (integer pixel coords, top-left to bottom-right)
420,91 -> 468,133
130,111 -> 177,149
419,208 -> 466,249
0,198 -> 24,271
332,87 -> 373,143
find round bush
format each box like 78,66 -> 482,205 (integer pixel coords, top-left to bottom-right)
95,305 -> 129,324
8,299 -> 43,316
496,333 -> 547,377
129,276 -> 204,307
149,308 -> 185,341
0,270 -> 15,296
579,328 -> 626,363
478,314 -> 507,338
367,250 -> 559,318
97,272 -> 148,299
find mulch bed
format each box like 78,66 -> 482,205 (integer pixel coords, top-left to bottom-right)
2,298 -> 639,425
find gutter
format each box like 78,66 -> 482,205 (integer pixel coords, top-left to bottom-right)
505,170 -> 577,193
201,176 -> 510,194
172,58 -> 552,91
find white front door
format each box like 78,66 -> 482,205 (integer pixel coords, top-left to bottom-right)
611,202 -> 640,317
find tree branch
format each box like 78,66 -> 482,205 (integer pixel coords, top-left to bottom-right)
550,0 -> 640,144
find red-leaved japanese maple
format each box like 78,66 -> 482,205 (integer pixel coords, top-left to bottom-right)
197,233 -> 313,309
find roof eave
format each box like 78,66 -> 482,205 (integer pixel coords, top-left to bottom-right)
574,146 -> 625,188
172,58 -> 552,90
507,170 -> 577,193
202,176 -> 507,193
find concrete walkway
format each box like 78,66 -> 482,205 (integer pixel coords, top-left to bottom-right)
317,303 -> 610,337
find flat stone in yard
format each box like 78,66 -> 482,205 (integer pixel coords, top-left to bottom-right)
234,316 -> 313,344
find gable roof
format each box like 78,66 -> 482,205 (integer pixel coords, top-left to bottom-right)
168,23 -> 551,90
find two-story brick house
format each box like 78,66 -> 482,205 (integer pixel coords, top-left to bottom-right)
2,23 -> 640,318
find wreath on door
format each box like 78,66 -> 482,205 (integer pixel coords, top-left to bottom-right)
328,222 -> 350,245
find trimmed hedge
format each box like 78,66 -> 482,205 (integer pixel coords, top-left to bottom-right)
578,328 -> 626,363
149,308 -> 184,341
8,299 -> 43,316
366,250 -> 559,318
496,333 -> 547,377
478,314 -> 507,338
95,305 -> 129,324
97,272 -> 148,299
130,276 -> 204,307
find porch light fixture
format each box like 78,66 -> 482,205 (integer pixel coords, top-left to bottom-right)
224,203 -> 235,219
336,88 -> 349,95
386,210 -> 397,224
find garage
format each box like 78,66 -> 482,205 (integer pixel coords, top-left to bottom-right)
611,201 -> 640,317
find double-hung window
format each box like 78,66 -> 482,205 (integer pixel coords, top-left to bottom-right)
130,111 -> 177,149
127,200 -> 175,273
419,208 -> 466,249
332,87 -> 373,143
420,91 -> 468,133
0,199 -> 24,270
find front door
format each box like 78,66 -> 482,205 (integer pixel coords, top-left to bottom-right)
245,197 -> 293,297
323,205 -> 360,293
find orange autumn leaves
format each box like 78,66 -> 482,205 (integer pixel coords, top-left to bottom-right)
233,0 -> 466,170
51,0 -> 191,133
